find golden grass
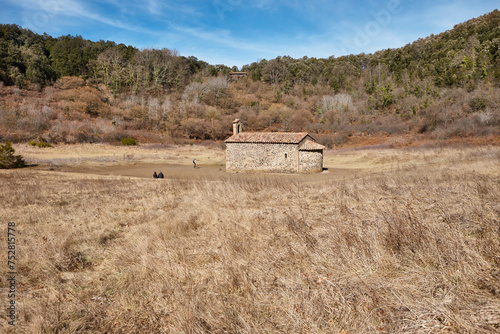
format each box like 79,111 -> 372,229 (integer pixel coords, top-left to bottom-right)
326,146 -> 500,176
0,145 -> 499,333
14,143 -> 225,167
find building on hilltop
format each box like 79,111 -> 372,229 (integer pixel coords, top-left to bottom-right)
229,71 -> 247,81
225,119 -> 325,173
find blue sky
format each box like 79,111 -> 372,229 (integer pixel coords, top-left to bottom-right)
1,0 -> 498,68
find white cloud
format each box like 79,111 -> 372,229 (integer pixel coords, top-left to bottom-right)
10,0 -> 159,35
171,24 -> 279,54
5,0 -> 499,67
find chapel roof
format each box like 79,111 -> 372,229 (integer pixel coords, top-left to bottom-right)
225,132 -> 311,144
299,140 -> 326,150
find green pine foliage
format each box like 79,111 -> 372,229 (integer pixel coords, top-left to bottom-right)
0,142 -> 25,168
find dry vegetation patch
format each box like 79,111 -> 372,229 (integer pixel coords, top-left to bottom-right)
0,146 -> 499,333
14,143 -> 225,168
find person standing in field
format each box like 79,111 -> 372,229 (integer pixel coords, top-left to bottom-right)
193,158 -> 197,168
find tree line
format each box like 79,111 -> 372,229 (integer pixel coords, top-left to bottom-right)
1,10 -> 499,94
0,24 -> 235,93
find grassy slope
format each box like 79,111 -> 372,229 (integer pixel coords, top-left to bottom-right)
0,145 -> 499,333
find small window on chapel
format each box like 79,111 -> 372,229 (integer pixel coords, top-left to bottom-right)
285,153 -> 288,159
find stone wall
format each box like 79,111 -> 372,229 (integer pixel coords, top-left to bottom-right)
298,150 -> 323,173
226,142 -> 300,173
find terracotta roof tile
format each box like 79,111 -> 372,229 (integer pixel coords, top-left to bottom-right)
225,132 -> 310,144
300,140 -> 326,150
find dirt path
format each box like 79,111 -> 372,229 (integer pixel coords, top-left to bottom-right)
50,162 -> 356,183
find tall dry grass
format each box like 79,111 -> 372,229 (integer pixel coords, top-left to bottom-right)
13,143 -> 225,168
0,147 -> 499,333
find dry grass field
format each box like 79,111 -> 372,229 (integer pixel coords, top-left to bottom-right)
14,143 -> 226,168
0,143 -> 499,333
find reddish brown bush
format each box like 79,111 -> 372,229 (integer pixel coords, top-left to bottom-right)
53,87 -> 110,117
54,76 -> 86,90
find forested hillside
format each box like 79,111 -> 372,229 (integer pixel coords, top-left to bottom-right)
0,10 -> 499,145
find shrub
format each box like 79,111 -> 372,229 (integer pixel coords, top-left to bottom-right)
29,140 -> 53,148
53,87 -> 110,117
468,97 -> 487,112
316,135 -> 334,149
0,142 -> 25,168
332,132 -> 349,147
121,137 -> 137,146
54,76 -> 86,90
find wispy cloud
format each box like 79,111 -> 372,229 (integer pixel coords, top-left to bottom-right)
10,0 -> 157,35
2,0 -> 498,67
171,24 -> 282,54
